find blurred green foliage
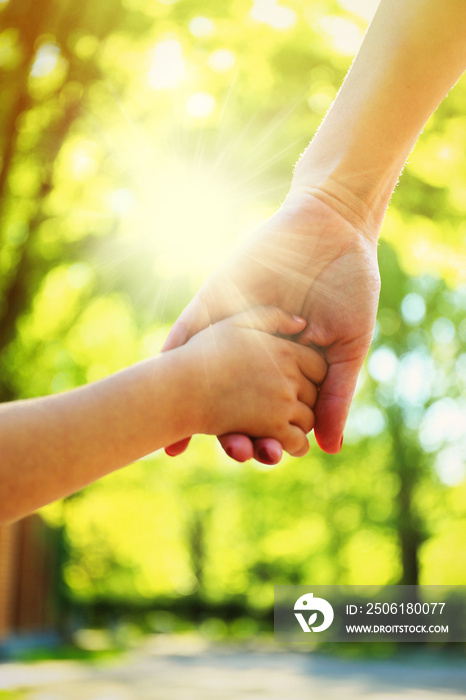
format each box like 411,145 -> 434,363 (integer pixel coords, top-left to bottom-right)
0,0 -> 465,622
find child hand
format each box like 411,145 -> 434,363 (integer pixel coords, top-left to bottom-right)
179,306 -> 327,457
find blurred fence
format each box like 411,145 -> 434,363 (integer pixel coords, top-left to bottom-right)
0,515 -> 59,650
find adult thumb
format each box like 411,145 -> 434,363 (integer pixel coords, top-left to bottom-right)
313,358 -> 361,454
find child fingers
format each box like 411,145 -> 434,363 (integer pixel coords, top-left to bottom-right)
297,379 -> 318,409
282,425 -> 310,457
290,402 -> 316,435
295,344 -> 328,386
232,305 -> 306,336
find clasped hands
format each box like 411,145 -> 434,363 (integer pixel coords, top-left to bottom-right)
162,190 -> 381,464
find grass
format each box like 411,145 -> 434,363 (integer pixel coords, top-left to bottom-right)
6,644 -> 124,664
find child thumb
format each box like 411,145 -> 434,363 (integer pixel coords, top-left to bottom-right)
236,305 -> 306,335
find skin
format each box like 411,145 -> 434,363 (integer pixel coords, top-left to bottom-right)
163,0 -> 466,463
0,307 -> 326,526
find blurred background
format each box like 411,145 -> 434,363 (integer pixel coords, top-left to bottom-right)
0,0 -> 465,692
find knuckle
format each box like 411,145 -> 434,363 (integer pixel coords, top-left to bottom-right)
285,384 -> 297,405
271,416 -> 287,436
278,342 -> 293,362
276,378 -> 296,404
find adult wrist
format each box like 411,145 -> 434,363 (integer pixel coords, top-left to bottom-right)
289,152 -> 398,242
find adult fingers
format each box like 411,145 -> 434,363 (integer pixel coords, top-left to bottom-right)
313,357 -> 362,454
253,438 -> 283,465
165,437 -> 192,456
218,434 -> 255,462
218,435 -> 284,465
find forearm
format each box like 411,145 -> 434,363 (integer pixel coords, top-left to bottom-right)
0,353 -> 197,524
292,0 -> 466,233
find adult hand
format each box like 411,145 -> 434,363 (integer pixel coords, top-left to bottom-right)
162,188 -> 380,461
162,0 -> 466,464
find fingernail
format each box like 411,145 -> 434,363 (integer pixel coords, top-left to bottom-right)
258,447 -> 273,464
293,315 -> 305,323
226,447 -> 233,458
